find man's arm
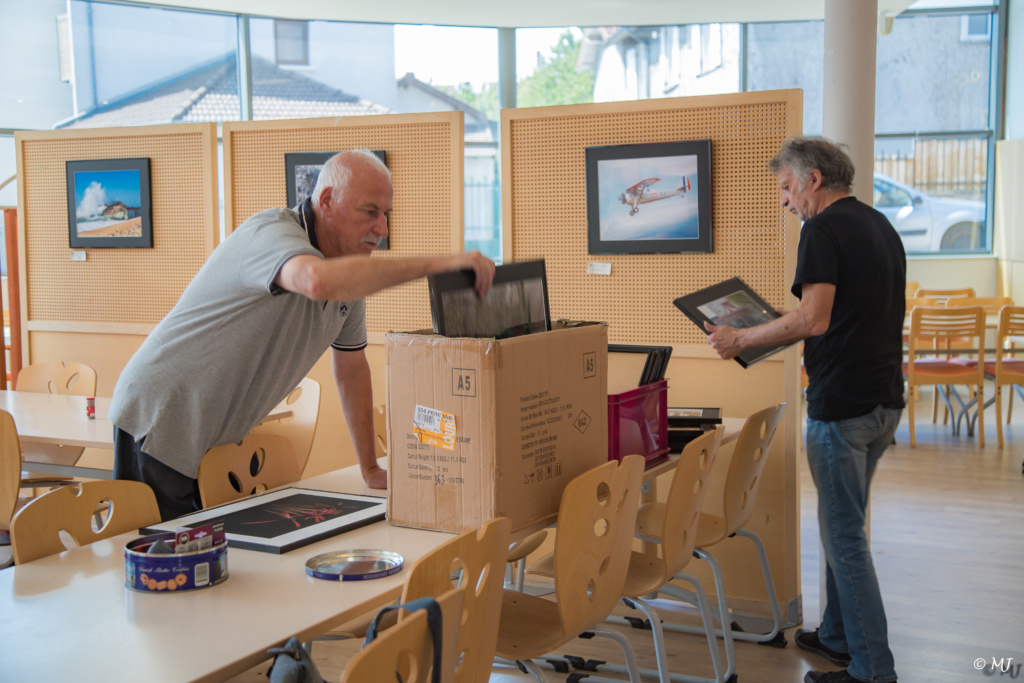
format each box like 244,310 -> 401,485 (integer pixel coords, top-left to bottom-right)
276,252 -> 495,302
332,347 -> 386,489
705,282 -> 836,360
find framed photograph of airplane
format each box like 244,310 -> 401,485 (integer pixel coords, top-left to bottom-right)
585,139 -> 712,255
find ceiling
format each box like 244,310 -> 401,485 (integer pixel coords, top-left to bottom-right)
143,0 -> 919,29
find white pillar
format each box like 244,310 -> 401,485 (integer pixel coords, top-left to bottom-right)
818,0 -> 879,620
823,0 -> 878,202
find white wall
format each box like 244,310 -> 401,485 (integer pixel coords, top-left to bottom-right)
906,256 -> 998,296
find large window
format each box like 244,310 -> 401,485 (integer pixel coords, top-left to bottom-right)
0,2 -> 1006,261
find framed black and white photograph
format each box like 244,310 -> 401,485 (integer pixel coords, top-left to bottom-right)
428,259 -> 551,339
285,150 -> 389,249
142,487 -> 386,554
66,157 -> 152,248
585,139 -> 712,255
673,277 -> 793,368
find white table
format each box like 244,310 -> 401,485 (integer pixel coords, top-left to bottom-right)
0,467 -> 449,683
2,390 -> 115,480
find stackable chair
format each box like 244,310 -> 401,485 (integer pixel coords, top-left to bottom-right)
339,588 -> 465,683
16,360 -> 98,485
312,516 -> 509,676
0,410 -> 23,566
196,433 -> 300,508
494,455 -> 645,681
250,377 -> 320,476
981,306 -> 1024,448
9,479 -> 159,565
532,428 -> 727,682
903,306 -> 986,446
652,404 -> 787,681
912,287 -> 974,304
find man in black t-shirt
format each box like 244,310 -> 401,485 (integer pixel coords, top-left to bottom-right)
706,137 -> 904,683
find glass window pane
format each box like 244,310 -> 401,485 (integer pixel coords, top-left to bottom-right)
60,2 -> 238,128
874,135 -> 988,253
587,24 -> 741,103
876,13 -> 991,134
746,21 -> 824,135
249,17 -> 394,119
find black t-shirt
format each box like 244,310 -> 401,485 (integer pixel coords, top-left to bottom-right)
792,196 -> 906,421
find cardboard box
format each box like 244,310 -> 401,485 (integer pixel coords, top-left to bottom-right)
385,321 -> 608,533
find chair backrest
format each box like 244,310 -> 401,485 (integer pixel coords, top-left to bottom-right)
0,410 -> 22,530
400,516 -> 511,683
10,480 -> 160,564
905,281 -> 920,298
553,454 -> 644,639
913,287 -> 975,303
721,403 -> 787,535
197,433 -> 300,508
994,306 -> 1024,374
907,305 -> 986,364
341,588 -> 465,683
373,403 -> 388,460
945,296 -> 1014,315
658,426 -> 723,579
905,296 -> 936,313
16,361 -> 96,396
250,377 -> 320,475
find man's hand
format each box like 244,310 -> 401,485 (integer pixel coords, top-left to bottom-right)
363,463 -> 387,489
451,251 -> 495,297
705,321 -> 745,360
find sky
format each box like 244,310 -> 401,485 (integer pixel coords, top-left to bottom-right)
393,26 -> 579,89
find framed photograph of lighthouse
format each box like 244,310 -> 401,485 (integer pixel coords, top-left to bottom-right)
585,140 -> 712,255
66,157 -> 153,248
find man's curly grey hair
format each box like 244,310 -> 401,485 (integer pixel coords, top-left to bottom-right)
768,136 -> 855,192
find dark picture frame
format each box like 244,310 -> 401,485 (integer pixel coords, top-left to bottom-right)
66,157 -> 152,249
608,344 -> 673,386
141,487 -> 386,554
428,259 -> 551,338
285,150 -> 389,249
673,277 -> 793,368
585,139 -> 712,255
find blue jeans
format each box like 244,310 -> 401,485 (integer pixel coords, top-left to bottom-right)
806,405 -> 901,683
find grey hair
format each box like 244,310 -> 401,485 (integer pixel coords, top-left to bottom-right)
311,149 -> 391,205
768,136 -> 855,192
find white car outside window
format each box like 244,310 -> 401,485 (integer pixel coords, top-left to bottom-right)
872,173 -> 985,253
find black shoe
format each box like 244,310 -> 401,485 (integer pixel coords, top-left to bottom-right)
804,670 -> 858,683
795,628 -> 852,666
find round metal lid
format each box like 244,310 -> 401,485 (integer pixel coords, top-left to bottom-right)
305,549 -> 404,581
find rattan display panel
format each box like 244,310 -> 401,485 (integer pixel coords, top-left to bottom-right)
18,125 -> 217,327
504,92 -> 801,346
223,114 -> 463,336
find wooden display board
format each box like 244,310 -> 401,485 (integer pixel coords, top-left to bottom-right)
502,90 -> 804,623
502,90 -> 801,348
221,113 -> 464,337
14,123 -> 219,348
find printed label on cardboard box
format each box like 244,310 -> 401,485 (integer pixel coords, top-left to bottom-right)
413,404 -> 458,451
517,389 -> 576,484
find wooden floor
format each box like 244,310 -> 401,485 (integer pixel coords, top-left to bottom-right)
7,393 -> 1024,682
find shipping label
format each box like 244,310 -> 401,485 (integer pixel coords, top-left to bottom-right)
413,404 -> 457,451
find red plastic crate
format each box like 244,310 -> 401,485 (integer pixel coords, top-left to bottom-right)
607,379 -> 669,467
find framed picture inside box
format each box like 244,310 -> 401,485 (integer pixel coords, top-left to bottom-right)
585,140 -> 712,255
141,487 -> 386,554
428,259 -> 551,339
285,150 -> 389,249
66,157 -> 152,248
673,277 -> 794,368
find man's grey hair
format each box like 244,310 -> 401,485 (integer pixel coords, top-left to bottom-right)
311,149 -> 391,205
768,136 -> 855,192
